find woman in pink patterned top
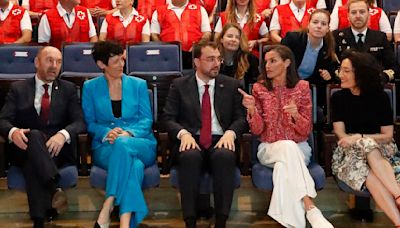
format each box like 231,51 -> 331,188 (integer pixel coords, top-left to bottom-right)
240,45 -> 332,228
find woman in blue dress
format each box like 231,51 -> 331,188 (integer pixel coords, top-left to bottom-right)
82,41 -> 156,228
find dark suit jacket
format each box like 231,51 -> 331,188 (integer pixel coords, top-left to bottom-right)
333,28 -> 399,80
162,73 -> 248,157
0,77 -> 86,165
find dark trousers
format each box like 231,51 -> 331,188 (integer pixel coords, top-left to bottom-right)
177,136 -> 236,220
10,130 -> 67,219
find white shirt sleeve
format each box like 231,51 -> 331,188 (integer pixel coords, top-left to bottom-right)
379,11 -> 392,34
269,9 -> 280,31
142,19 -> 150,35
21,0 -> 29,10
150,10 -> 160,34
279,0 -> 289,5
38,14 -> 51,43
394,11 -> 400,33
329,7 -> 339,31
87,9 -> 97,38
100,17 -> 108,33
316,0 -> 327,9
259,21 -> 269,36
58,129 -> 71,144
332,0 -> 342,12
214,17 -> 222,33
270,0 -> 277,8
200,6 -> 211,32
20,10 -> 32,31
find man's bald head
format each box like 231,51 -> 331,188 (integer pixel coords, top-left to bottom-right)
35,46 -> 62,83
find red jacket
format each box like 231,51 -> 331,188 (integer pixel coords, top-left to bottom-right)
0,5 -> 25,44
157,4 -> 203,51
276,4 -> 315,38
45,6 -> 90,49
338,6 -> 381,30
105,13 -> 147,46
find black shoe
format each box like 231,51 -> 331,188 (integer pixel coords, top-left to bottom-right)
215,214 -> 227,228
33,218 -> 45,228
196,206 -> 214,219
349,208 -> 374,222
184,217 -> 196,228
52,188 -> 68,215
46,208 -> 58,222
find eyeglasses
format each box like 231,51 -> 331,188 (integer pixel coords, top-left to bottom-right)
338,67 -> 354,74
199,56 -> 224,64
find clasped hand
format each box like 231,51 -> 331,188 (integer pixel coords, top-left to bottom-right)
106,127 -> 131,144
338,134 -> 362,148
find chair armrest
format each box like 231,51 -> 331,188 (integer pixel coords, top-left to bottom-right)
0,136 -> 5,177
240,133 -> 252,176
321,131 -> 337,177
78,133 -> 90,176
158,132 -> 169,174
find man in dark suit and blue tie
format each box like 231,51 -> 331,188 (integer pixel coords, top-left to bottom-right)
0,46 -> 86,228
162,40 -> 248,228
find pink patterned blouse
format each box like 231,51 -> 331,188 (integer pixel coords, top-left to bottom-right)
248,80 -> 312,143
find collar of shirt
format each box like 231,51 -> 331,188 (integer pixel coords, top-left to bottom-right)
35,75 -> 54,95
0,2 -> 12,17
195,73 -> 215,91
56,2 -> 75,18
167,0 -> 189,10
307,36 -> 324,52
112,7 -> 138,20
289,1 -> 306,13
234,8 -> 249,24
351,27 -> 367,42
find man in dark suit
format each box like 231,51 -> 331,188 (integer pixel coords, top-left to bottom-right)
0,46 -> 86,228
333,0 -> 399,83
162,40 -> 248,228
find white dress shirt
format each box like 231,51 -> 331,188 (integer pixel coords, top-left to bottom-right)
100,8 -> 150,35
38,2 -> 97,43
0,2 -> 32,31
351,27 -> 367,43
269,1 -> 306,32
214,9 -> 269,35
8,75 -> 71,143
150,1 -> 211,34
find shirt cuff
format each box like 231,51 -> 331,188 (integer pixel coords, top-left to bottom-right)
177,129 -> 190,140
8,127 -> 18,142
58,129 -> 71,144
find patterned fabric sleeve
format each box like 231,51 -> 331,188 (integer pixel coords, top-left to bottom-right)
247,83 -> 265,135
289,81 -> 312,138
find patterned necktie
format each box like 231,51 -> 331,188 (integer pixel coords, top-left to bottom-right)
356,33 -> 364,50
199,84 -> 212,149
40,84 -> 50,123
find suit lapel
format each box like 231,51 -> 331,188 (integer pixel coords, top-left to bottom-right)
49,79 -> 60,123
344,28 -> 357,47
188,74 -> 201,122
27,77 -> 39,119
214,76 -> 224,124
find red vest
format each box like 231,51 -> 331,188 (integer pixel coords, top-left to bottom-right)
338,6 -> 381,30
137,0 -> 166,19
157,4 -> 203,52
342,0 -> 348,5
29,0 -> 58,13
105,13 -> 147,46
189,0 -> 216,15
276,4 -> 315,38
45,6 -> 90,49
80,0 -> 113,10
0,5 -> 25,44
255,0 -> 271,14
306,0 -> 318,8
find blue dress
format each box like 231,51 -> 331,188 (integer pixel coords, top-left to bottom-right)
82,74 -> 157,226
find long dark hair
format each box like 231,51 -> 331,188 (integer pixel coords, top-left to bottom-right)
259,45 -> 300,91
341,50 -> 383,95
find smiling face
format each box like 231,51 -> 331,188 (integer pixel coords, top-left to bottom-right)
338,58 -> 357,90
221,27 -> 241,52
308,11 -> 330,39
35,47 -> 62,83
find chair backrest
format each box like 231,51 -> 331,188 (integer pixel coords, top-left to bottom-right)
0,44 -> 41,79
326,83 -> 397,125
60,42 -> 102,78
382,0 -> 400,13
396,42 -> 400,66
126,41 -> 182,76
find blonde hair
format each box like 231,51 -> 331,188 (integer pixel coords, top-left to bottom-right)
225,0 -> 257,31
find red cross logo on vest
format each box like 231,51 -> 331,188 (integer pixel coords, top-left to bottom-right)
77,11 -> 85,20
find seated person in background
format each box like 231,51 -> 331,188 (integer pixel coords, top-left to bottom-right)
162,40 -> 248,228
282,9 -> 336,110
330,0 -> 392,41
254,0 -> 277,19
279,0 -> 326,9
269,0 -> 316,43
189,0 -> 217,21
331,50 -> 400,226
137,0 -> 166,19
214,0 -> 269,57
240,45 -> 333,228
394,10 -> 400,43
150,0 -> 211,69
38,0 -> 98,49
332,0 -> 376,12
80,0 -> 116,18
0,46 -> 86,228
0,0 -> 32,44
82,41 -> 157,228
99,0 -> 150,45
216,23 -> 259,93
21,0 -> 58,23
